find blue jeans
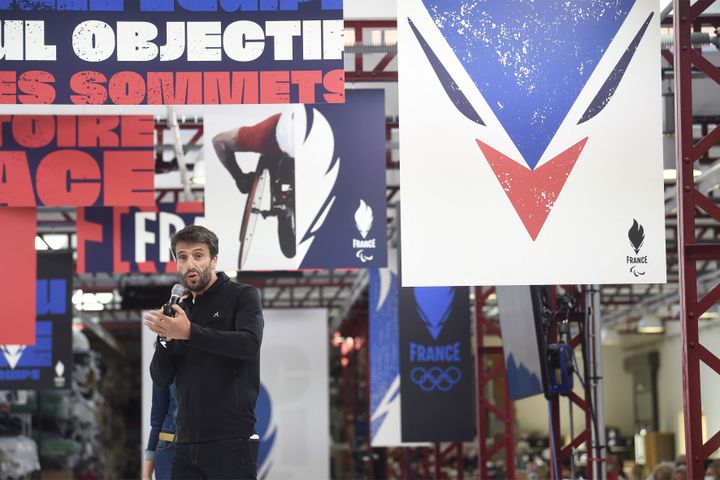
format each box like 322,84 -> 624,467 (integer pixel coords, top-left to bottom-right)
154,440 -> 176,480
172,438 -> 258,480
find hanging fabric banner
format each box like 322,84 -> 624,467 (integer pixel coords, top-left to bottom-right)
496,286 -> 546,400
0,251 -> 73,390
0,207 -> 36,345
0,1 -> 344,105
398,280 -> 475,442
77,202 -> 204,273
369,258 -> 403,446
0,115 -> 155,207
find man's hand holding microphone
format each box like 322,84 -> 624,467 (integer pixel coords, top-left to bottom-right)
143,284 -> 192,343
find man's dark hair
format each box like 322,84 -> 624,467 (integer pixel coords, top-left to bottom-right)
171,225 -> 219,258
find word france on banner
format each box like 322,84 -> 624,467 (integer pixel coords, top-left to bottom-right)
0,0 -> 344,105
0,115 -> 155,207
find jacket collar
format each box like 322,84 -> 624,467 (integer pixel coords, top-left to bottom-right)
183,272 -> 229,304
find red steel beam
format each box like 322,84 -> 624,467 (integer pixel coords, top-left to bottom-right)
674,1 -> 720,477
345,20 -> 398,83
475,287 -> 515,480
548,287 -> 594,480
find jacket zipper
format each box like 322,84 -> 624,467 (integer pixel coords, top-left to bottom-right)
234,370 -> 240,408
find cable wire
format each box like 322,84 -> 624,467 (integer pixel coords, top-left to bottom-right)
548,400 -> 561,480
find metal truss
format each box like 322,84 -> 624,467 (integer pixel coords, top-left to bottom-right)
547,286 -> 595,480
345,21 -> 398,83
674,0 -> 720,477
475,287 -> 516,480
240,270 -> 359,313
382,444 -> 463,480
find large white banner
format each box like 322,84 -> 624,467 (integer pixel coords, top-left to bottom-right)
260,308 -> 329,480
399,0 -> 666,286
142,307 -> 329,480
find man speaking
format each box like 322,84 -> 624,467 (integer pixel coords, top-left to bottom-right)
144,225 -> 264,479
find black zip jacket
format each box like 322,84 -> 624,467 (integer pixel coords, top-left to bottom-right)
150,272 -> 263,443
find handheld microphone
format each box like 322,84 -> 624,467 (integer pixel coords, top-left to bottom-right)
159,284 -> 185,345
163,283 -> 185,317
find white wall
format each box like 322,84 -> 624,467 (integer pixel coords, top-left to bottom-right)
621,321 -> 720,454
344,0 -> 396,19
513,322 -> 720,455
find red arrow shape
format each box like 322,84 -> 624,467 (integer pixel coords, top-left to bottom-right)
477,138 -> 588,240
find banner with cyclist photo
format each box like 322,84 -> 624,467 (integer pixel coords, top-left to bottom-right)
204,89 -> 387,271
398,283 -> 475,442
398,0 -> 665,285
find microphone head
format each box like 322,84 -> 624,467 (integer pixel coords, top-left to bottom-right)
171,283 -> 185,297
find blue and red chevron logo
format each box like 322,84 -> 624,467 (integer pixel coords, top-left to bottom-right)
411,0 -> 652,239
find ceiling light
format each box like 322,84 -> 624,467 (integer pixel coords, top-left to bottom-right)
82,293 -> 97,304
95,292 -> 114,304
35,236 -> 49,250
191,160 -> 206,185
638,314 -> 665,334
663,168 -> 702,181
72,290 -> 84,305
43,234 -> 69,250
601,328 -> 620,345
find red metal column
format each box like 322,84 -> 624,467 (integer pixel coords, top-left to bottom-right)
432,442 -> 464,480
344,20 -> 399,83
475,287 -> 516,480
674,1 -> 720,477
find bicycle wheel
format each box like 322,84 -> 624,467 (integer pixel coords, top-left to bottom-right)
238,167 -> 270,270
274,155 -> 296,258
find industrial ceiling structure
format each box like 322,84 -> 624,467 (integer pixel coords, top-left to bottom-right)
29,12 -> 720,345
11,1 -> 719,477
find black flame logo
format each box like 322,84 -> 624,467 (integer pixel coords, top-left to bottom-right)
628,219 -> 645,254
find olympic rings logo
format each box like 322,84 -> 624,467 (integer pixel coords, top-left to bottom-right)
410,366 -> 462,392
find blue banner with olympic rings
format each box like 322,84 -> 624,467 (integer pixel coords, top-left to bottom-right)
398,283 -> 475,441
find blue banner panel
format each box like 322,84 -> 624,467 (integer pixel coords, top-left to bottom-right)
0,1 -> 344,105
0,115 -> 155,207
398,284 -> 475,442
0,251 -> 73,390
77,202 -> 204,273
369,266 -> 402,446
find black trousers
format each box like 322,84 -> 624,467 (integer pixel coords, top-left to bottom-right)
171,438 -> 258,480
